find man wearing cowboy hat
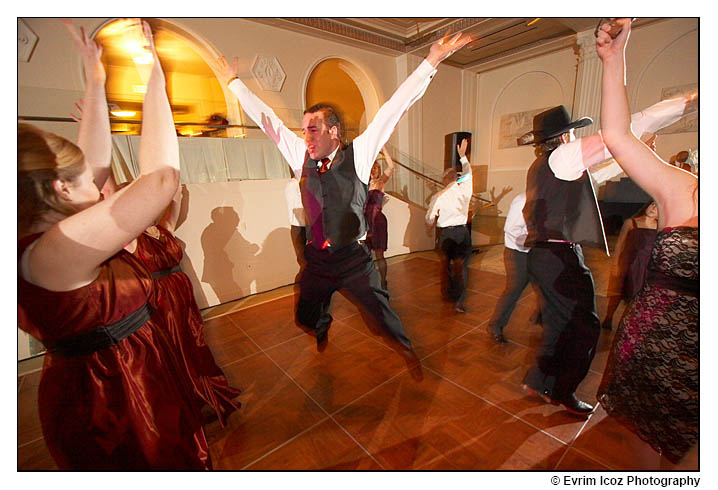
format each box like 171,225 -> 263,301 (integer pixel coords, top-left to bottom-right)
516,96 -> 696,416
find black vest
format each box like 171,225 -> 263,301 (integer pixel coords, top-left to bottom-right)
299,144 -> 369,249
523,150 -> 608,253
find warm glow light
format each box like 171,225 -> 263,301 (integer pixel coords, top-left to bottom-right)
111,110 -> 136,118
123,39 -> 144,54
133,53 -> 153,65
527,18 -> 541,27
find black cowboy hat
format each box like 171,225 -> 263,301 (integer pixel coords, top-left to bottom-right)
517,106 -> 593,146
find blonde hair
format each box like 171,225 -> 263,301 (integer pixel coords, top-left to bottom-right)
18,124 -> 86,231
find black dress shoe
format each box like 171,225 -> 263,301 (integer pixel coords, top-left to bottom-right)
455,302 -> 466,314
558,394 -> 595,416
316,326 -> 329,352
491,333 -> 507,344
521,383 -> 553,404
488,327 -> 506,344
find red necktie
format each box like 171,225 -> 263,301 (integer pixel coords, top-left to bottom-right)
318,157 -> 331,174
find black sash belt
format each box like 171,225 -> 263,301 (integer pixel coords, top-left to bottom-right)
531,241 -> 578,249
151,265 -> 182,279
52,303 -> 154,357
646,269 -> 698,296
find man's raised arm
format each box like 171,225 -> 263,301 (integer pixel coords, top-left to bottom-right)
549,91 -> 699,182
353,31 -> 472,183
218,56 -> 306,177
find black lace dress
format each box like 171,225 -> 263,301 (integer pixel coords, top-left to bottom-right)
598,227 -> 698,463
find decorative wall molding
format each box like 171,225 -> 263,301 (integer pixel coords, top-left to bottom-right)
284,18 -> 405,52
18,19 -> 38,63
251,55 -> 286,92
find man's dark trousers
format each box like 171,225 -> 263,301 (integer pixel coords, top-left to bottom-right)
439,224 -> 472,306
523,242 -> 600,401
296,241 -> 410,349
489,247 -> 530,336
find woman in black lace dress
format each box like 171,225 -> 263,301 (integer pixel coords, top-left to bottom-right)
596,19 -> 698,466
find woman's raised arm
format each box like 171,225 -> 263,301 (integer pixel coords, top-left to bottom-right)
27,20 -> 180,291
597,18 -> 697,225
62,19 -> 112,191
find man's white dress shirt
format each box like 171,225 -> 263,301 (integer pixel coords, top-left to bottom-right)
227,60 -> 437,184
425,156 -> 473,228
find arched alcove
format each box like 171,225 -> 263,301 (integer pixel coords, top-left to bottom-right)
93,18 -> 237,137
304,57 -> 379,143
631,28 -> 698,159
490,71 -> 565,171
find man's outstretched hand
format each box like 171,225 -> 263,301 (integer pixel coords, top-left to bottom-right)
426,31 -> 473,67
217,55 -> 240,85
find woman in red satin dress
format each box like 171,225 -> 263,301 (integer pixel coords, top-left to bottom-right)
18,20 -> 211,469
124,186 -> 242,426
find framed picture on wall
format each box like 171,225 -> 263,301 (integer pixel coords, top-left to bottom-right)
659,83 -> 698,135
498,107 -> 551,149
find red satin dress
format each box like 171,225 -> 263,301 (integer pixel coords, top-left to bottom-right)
18,234 -> 211,470
132,226 -> 241,425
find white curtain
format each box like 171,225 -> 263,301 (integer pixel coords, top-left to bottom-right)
110,135 -> 292,184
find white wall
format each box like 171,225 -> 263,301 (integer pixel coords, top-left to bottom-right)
175,181 -> 435,309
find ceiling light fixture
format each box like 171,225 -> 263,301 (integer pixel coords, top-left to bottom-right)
111,110 -> 137,118
526,18 -> 541,27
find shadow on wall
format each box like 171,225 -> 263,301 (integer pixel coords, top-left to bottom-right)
386,184 -> 435,254
201,206 -> 260,304
254,226 -> 299,293
176,185 -> 208,307
475,185 -> 514,245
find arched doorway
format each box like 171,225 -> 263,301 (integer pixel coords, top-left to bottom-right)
94,18 -> 235,137
305,58 -> 376,144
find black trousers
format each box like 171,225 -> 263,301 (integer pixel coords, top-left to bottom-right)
289,225 -> 307,268
439,225 -> 472,306
489,247 -> 530,335
295,241 -> 410,349
523,243 -> 600,401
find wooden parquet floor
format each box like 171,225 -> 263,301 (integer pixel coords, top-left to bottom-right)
17,245 -> 698,471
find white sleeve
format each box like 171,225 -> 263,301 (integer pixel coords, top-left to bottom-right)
353,60 -> 437,184
589,158 -> 624,185
548,95 -> 690,183
227,78 -> 306,177
630,95 -> 691,139
548,139 -> 587,181
460,155 -> 472,175
425,192 -> 442,225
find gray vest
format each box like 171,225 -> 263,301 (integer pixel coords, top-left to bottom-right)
523,150 -> 608,253
299,144 -> 369,249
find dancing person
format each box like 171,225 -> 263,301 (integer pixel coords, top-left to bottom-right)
18,20 -> 211,469
601,200 -> 658,330
486,192 -> 532,343
128,184 -> 243,425
365,146 -> 395,290
596,18 -> 698,466
217,31 -> 471,352
425,138 -> 474,313
516,79 -> 696,417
